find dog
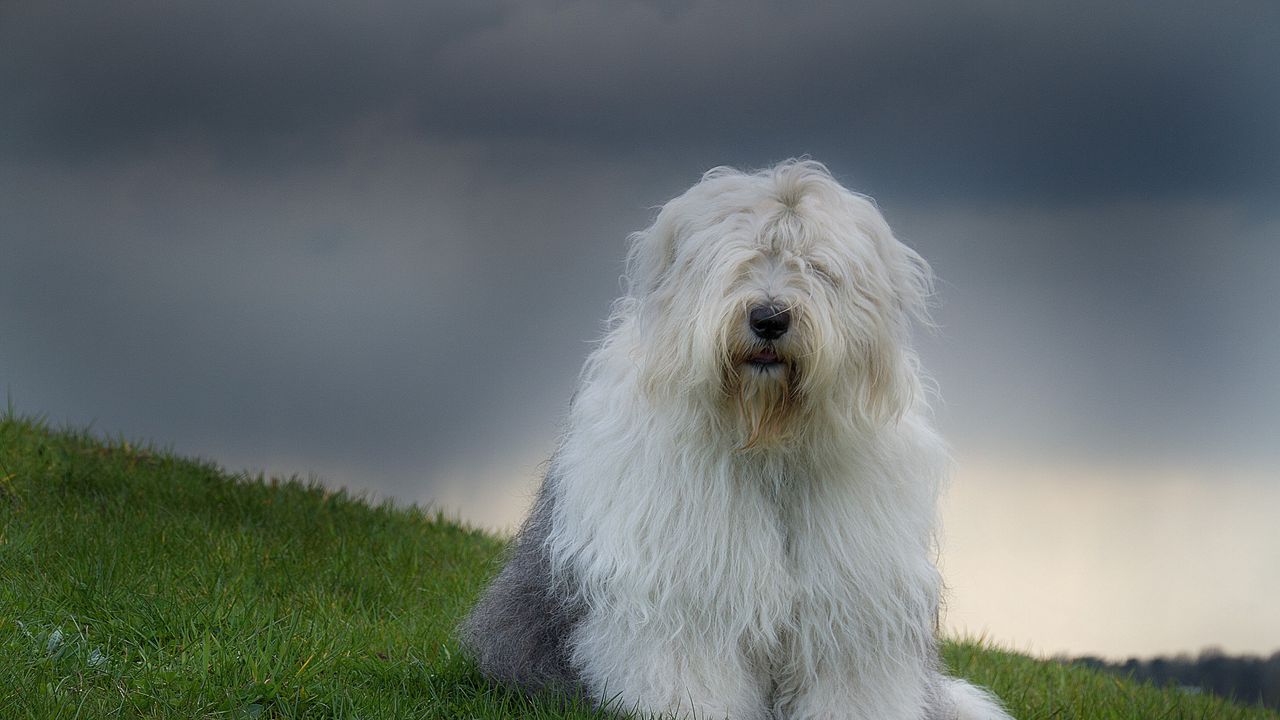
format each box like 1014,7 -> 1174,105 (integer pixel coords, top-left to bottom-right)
462,160 -> 1012,720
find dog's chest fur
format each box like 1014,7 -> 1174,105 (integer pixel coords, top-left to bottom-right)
548,381 -> 942,673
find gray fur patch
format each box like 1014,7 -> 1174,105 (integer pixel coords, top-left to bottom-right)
459,468 -> 585,695
921,674 -> 956,720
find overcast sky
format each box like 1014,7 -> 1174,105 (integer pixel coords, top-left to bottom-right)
2,0 -> 1278,659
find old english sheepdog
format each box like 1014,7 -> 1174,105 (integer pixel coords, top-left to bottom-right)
462,160 -> 1012,720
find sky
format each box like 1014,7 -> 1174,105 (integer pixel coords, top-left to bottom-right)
2,0 -> 1278,660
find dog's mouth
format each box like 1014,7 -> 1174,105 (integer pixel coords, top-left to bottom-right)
746,346 -> 784,370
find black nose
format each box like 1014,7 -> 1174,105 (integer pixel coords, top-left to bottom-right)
749,304 -> 791,340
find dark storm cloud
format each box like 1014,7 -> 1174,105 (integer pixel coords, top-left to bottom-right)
0,141 -> 655,497
898,203 -> 1280,463
0,1 -> 489,166
423,1 -> 1280,200
4,1 -> 1277,200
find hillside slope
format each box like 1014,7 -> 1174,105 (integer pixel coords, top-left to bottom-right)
0,415 -> 1273,719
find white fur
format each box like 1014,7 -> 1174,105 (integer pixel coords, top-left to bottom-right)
542,161 -> 1011,719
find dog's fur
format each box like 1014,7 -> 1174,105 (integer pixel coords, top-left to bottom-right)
462,161 -> 1012,719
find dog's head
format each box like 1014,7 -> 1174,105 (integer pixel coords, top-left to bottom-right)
623,160 -> 932,448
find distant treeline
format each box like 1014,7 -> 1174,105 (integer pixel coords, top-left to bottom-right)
1067,649 -> 1280,710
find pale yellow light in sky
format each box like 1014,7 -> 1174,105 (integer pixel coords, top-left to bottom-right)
940,456 -> 1279,659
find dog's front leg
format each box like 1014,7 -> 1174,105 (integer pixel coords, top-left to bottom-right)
572,607 -> 773,720
775,654 -> 935,720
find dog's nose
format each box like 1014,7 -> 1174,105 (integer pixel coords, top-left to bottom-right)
749,304 -> 791,340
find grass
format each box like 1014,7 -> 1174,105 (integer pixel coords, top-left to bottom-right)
0,413 -> 1274,719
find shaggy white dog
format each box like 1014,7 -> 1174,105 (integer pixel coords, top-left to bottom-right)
463,160 -> 1012,720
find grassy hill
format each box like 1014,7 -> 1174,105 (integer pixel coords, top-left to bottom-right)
0,414 -> 1274,719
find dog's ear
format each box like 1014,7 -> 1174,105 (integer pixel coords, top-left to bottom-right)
857,338 -> 921,426
881,237 -> 933,329
847,196 -> 933,424
624,205 -> 681,297
852,196 -> 933,327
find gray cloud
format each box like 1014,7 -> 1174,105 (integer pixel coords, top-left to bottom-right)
4,1 -> 1277,200
899,201 -> 1280,463
1,1 -> 496,167
1,138 -> 659,487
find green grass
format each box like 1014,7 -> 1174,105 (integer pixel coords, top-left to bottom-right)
0,414 -> 1274,719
